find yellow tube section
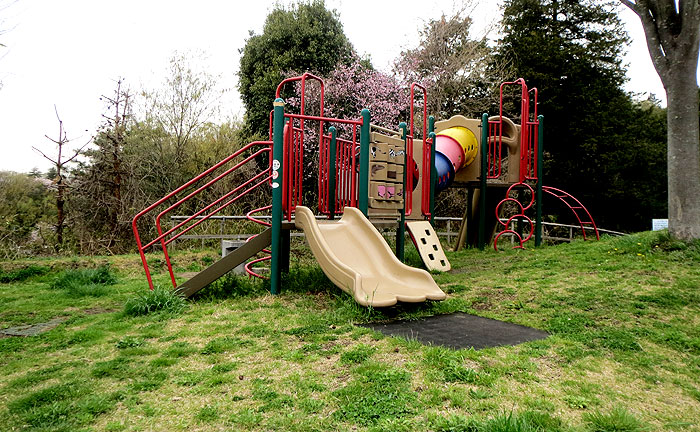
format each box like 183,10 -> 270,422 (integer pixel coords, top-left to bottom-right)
436,127 -> 478,169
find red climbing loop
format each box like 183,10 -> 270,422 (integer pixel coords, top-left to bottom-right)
494,183 -> 535,250
493,184 -> 600,250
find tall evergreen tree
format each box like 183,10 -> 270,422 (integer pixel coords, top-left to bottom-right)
238,1 -> 353,137
497,0 -> 667,231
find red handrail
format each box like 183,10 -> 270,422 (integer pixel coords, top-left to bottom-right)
244,205 -> 273,278
523,87 -> 539,181
421,134 -> 434,218
132,140 -> 272,290
542,186 -> 600,240
285,113 -> 362,125
277,74 -> 326,191
408,83 -> 427,217
276,73 -> 325,114
283,112 -> 363,219
410,83 -> 427,140
493,79 -> 539,182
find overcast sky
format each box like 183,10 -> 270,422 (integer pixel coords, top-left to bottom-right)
0,0 -> 683,173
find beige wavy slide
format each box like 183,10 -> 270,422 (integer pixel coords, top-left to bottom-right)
294,206 -> 446,307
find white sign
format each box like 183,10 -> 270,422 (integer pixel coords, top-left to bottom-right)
652,219 -> 668,231
271,182 -> 280,189
272,160 -> 281,170
271,170 -> 278,179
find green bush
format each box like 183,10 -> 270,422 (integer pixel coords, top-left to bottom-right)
123,286 -> 187,316
472,411 -> 567,432
49,265 -> 117,297
282,266 -> 336,294
0,265 -> 50,283
192,272 -> 267,300
583,406 -> 647,432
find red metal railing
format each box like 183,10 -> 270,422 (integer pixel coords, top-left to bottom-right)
542,186 -> 599,240
488,79 -> 539,181
319,131 -> 360,214
282,113 -> 363,219
283,122 -> 304,219
522,87 -> 539,181
132,141 -> 273,290
487,118 -> 504,179
244,205 -> 273,278
421,134 -> 434,218
276,73 -> 325,119
410,83 -> 427,218
276,73 -> 325,183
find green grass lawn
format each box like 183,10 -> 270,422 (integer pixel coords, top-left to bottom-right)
0,231 -> 698,431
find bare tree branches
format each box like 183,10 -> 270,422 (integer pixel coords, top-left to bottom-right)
32,106 -> 91,249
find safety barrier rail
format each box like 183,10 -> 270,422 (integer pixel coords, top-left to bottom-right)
522,87 -> 539,181
167,215 -> 623,247
131,141 -> 273,290
488,79 -> 539,181
486,118 -> 504,179
283,113 -> 364,219
409,83 -> 427,218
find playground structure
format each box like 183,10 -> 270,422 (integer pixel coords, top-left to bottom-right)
132,73 -> 599,306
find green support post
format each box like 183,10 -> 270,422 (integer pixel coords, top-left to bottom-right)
328,126 -> 337,220
270,98 -> 285,295
428,115 -> 435,135
478,113 -> 488,250
428,131 -> 436,226
358,109 -> 371,216
535,115 -> 544,246
466,187 -> 474,244
280,230 -> 290,274
397,122 -> 408,261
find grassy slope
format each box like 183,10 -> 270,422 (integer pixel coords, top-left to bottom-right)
0,231 -> 698,432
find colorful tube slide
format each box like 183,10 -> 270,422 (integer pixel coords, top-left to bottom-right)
434,127 -> 478,192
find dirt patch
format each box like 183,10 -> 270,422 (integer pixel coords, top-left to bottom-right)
83,307 -> 117,315
448,268 -> 471,275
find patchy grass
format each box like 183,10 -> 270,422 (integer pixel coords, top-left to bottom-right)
50,265 -> 118,297
0,231 -> 698,431
123,285 -> 187,316
0,264 -> 50,283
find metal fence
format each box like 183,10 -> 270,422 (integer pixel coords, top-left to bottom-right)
170,214 -> 625,248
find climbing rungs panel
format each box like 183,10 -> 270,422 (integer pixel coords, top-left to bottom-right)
406,221 -> 451,272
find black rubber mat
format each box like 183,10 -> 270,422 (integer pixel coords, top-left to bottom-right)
360,312 -> 548,350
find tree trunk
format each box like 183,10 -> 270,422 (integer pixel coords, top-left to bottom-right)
620,0 -> 700,240
56,180 -> 64,249
666,69 -> 700,240
110,137 -> 121,248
